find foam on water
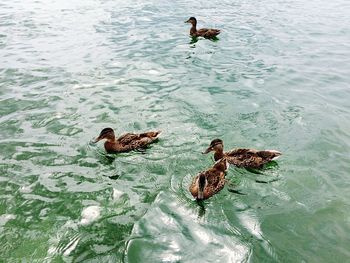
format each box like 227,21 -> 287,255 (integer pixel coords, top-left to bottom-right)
80,206 -> 101,226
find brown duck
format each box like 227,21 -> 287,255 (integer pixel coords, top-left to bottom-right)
189,158 -> 229,200
203,139 -> 281,169
185,17 -> 220,38
93,128 -> 161,154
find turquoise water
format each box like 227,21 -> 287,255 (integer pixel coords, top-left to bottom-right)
1,0 -> 350,262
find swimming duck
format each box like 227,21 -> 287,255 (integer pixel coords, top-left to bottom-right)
185,17 -> 220,38
189,158 -> 229,200
203,139 -> 281,169
93,128 -> 161,154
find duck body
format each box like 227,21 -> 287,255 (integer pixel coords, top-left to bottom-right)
204,139 -> 281,169
94,128 -> 161,154
185,17 -> 220,38
189,158 -> 228,200
222,148 -> 281,169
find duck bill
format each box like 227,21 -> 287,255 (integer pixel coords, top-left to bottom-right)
185,19 -> 190,23
202,147 -> 213,154
93,136 -> 102,143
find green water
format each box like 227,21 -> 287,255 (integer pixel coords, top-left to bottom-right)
1,0 -> 350,262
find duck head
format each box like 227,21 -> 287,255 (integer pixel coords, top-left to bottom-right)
202,138 -> 224,154
94,128 -> 115,143
185,17 -> 197,26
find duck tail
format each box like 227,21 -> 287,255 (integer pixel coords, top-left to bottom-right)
153,130 -> 162,138
261,150 -> 282,160
197,174 -> 206,200
142,131 -> 161,139
152,131 -> 162,141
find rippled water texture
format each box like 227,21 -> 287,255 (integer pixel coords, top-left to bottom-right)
1,0 -> 350,262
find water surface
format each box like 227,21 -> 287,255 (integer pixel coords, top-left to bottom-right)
1,0 -> 350,262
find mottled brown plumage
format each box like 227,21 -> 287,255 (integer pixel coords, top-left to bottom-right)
185,17 -> 220,38
203,139 -> 281,169
189,158 -> 229,200
94,128 -> 161,154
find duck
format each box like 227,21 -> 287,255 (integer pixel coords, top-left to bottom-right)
185,17 -> 220,38
93,128 -> 161,154
203,139 -> 281,169
189,158 -> 229,200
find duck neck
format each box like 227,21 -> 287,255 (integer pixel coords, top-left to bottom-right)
104,137 -> 117,151
107,136 -> 116,143
214,149 -> 224,161
190,23 -> 197,35
214,159 -> 227,171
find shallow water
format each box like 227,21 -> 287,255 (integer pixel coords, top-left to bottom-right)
1,0 -> 350,262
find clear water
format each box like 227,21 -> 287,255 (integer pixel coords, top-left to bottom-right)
1,0 -> 350,262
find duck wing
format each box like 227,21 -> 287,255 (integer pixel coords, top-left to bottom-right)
226,148 -> 258,158
226,148 -> 281,168
197,28 -> 221,38
116,133 -> 140,146
117,131 -> 161,150
205,170 -> 225,197
206,169 -> 221,187
225,148 -> 261,168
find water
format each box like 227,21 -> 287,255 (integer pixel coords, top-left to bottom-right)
1,0 -> 350,262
